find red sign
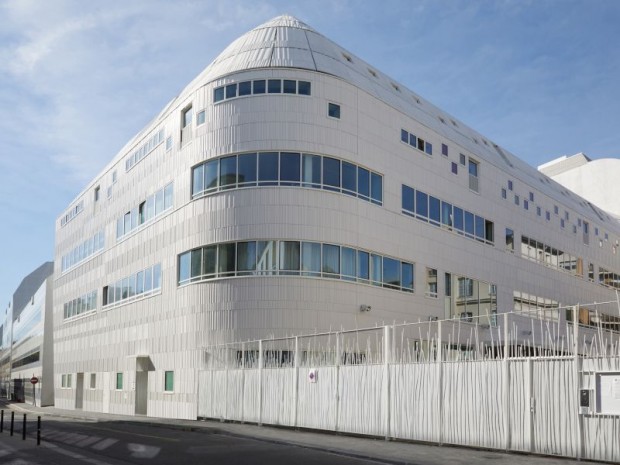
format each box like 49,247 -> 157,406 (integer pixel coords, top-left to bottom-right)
30,377 -> 38,385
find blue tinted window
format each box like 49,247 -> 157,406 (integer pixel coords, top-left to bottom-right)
179,253 -> 190,283
383,257 -> 400,289
258,152 -> 278,185
370,173 -> 382,205
464,211 -> 475,236
205,159 -> 219,191
238,153 -> 257,185
253,80 -> 266,94
323,157 -> 341,191
402,185 -> 414,213
442,202 -> 452,227
475,215 -> 485,240
280,152 -> 301,185
429,196 -> 440,225
301,242 -> 321,276
342,162 -> 356,195
279,241 -> 300,273
409,133 -> 416,147
268,79 -> 281,93
322,244 -> 340,276
218,243 -> 236,275
425,142 -> 433,155
283,80 -> 296,94
214,87 -> 224,102
219,156 -> 237,189
401,263 -> 414,292
451,162 -> 458,174
237,241 -> 257,274
302,154 -> 321,187
371,254 -> 382,285
238,81 -> 252,96
416,191 -> 428,218
341,247 -> 356,280
442,144 -> 448,156
225,84 -> 237,99
454,207 -> 464,231
357,251 -> 369,281
328,103 -> 340,119
468,159 -> 478,177
298,81 -> 311,95
192,164 -> 204,195
357,167 -> 370,199
401,129 -> 408,143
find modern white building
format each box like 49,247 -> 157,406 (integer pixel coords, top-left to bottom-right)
0,262 -> 54,406
539,153 -> 620,219
54,15 -> 620,419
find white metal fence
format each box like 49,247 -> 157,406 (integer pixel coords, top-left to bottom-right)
199,308 -> 620,462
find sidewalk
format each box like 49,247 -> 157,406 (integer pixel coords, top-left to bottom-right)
0,399 -> 595,465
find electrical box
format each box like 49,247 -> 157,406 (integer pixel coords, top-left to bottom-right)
579,389 -> 592,414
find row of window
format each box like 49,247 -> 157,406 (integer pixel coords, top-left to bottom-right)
102,264 -> 162,308
520,235 -> 582,276
60,200 -> 84,227
599,267 -> 620,290
125,128 -> 165,172
61,230 -> 105,272
63,290 -> 97,320
178,240 -> 415,292
192,152 -> 383,205
402,184 -> 494,244
60,371 -> 174,392
116,183 -> 174,240
401,129 -> 432,155
513,290 -> 559,322
214,79 -> 311,103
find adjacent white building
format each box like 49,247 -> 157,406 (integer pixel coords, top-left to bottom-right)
1,262 -> 54,406
54,15 -> 620,419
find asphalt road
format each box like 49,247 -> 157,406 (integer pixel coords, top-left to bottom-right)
1,415 -> 387,465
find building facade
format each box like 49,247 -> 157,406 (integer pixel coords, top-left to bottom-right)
1,262 -> 54,406
54,15 -> 620,419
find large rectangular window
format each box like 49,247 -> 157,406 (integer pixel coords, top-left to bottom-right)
301,242 -> 321,277
116,373 -> 123,390
341,247 -> 356,280
279,241 -> 300,274
258,152 -> 278,186
322,244 -> 340,277
164,371 -> 174,392
280,152 -> 301,186
238,153 -> 257,186
323,157 -> 341,191
218,243 -> 236,276
237,241 -> 257,275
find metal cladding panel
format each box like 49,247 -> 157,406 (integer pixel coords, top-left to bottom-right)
273,26 -> 311,50
209,48 -> 274,79
270,47 -> 316,70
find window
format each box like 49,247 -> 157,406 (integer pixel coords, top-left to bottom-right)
214,87 -> 224,102
514,195 -> 519,206
441,143 -> 448,157
459,153 -> 466,166
166,136 -> 172,151
508,180 -> 513,191
523,200 -> 529,210
501,188 -> 506,199
529,192 -> 534,201
164,371 -> 174,392
182,106 -> 192,128
536,206 -> 541,216
468,159 -> 479,192
283,80 -> 296,94
451,162 -> 458,175
238,81 -> 252,96
116,372 -> 123,390
506,228 -> 514,251
298,81 -> 311,95
554,205 -> 559,215
225,83 -> 237,98
214,79 -> 309,99
90,373 -> 96,389
328,103 -> 341,119
546,211 -> 551,221
197,110 -> 206,126
94,186 -> 100,202
426,268 -> 438,297
268,79 -> 281,93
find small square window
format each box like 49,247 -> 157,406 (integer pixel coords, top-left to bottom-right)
90,373 -> 96,389
116,372 -> 123,390
452,162 -> 458,175
298,81 -> 311,95
283,80 -> 296,94
417,138 -> 425,152
501,187 -> 506,199
595,227 -> 599,236
238,81 -> 252,96
213,87 -> 224,102
328,103 -> 341,119
529,192 -> 534,201
401,129 -> 408,143
573,225 -> 577,234
565,211 -> 569,220
605,233 -> 609,240
560,219 -> 565,228
94,186 -> 100,202
268,79 -> 281,93
459,153 -> 466,166
441,143 -> 448,157
409,133 -> 416,147
578,218 -> 582,227
425,142 -> 433,155
514,195 -> 520,206
165,371 -> 174,392
546,211 -> 550,221
225,83 -> 237,99
253,80 -> 266,94
112,170 -> 117,183
196,110 -> 206,126
536,206 -> 541,216
523,200 -> 529,210
508,180 -> 513,191
166,136 -> 172,151
554,205 -> 559,215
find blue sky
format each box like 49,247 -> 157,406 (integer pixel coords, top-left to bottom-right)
0,0 -> 619,305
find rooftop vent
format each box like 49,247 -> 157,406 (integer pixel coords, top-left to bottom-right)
342,52 -> 353,63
